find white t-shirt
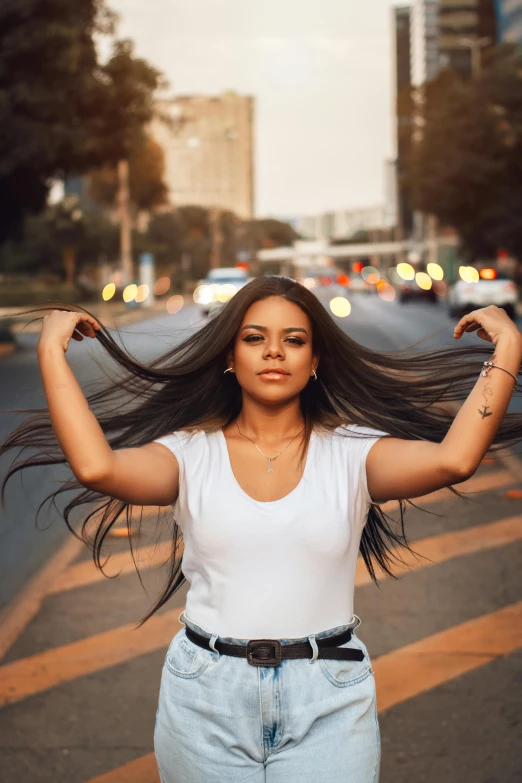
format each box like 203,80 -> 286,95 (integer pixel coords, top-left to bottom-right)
153,425 -> 388,639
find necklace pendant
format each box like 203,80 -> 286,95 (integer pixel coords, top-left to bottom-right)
268,459 -> 274,473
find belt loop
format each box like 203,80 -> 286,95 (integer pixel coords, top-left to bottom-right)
178,610 -> 186,627
208,633 -> 219,659
351,614 -> 361,632
307,633 -> 319,663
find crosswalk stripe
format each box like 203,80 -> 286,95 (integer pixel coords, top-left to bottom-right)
85,753 -> 158,783
373,600 -> 522,712
0,609 -> 182,708
81,600 -> 522,783
0,535 -> 83,662
48,541 -> 175,595
355,514 -> 522,586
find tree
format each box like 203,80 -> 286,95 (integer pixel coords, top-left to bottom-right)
87,136 -> 168,213
0,199 -> 119,281
406,45 -> 522,260
238,219 -> 299,258
0,0 -> 163,243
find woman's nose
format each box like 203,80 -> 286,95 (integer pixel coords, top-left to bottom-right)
263,342 -> 284,359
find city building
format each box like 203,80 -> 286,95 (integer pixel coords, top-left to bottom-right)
410,0 -> 440,85
286,206 -> 395,242
152,91 -> 255,220
495,0 -> 522,42
391,6 -> 414,236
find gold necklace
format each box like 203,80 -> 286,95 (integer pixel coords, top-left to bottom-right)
234,421 -> 305,473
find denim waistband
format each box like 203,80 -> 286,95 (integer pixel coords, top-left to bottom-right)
178,610 -> 361,647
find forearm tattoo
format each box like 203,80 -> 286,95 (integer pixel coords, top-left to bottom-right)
478,354 -> 495,419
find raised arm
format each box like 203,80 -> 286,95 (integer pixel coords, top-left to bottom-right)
37,310 -> 180,507
366,306 -> 522,504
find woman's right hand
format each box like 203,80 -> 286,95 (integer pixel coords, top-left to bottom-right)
37,310 -> 102,355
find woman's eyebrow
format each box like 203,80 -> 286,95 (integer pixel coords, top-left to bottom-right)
240,324 -> 308,335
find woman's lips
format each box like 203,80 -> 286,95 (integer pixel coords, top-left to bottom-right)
258,371 -> 289,380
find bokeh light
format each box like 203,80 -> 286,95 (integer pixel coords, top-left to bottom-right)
459,266 -> 479,283
377,283 -> 396,302
329,297 -> 351,317
216,283 -> 237,302
361,266 -> 380,284
102,283 -> 115,301
427,263 -> 444,281
166,295 -> 184,314
415,272 -> 433,290
123,284 -> 138,303
397,262 -> 415,281
193,284 -> 212,304
154,277 -> 171,296
432,280 -> 448,297
387,267 -> 401,285
135,284 -> 149,303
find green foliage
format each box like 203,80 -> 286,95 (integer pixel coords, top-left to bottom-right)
407,45 -> 522,260
0,0 -> 163,242
0,200 -> 119,278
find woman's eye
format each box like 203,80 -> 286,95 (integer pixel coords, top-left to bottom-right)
243,335 -> 304,345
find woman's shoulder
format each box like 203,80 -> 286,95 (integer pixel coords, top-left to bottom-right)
328,422 -> 390,447
332,422 -> 389,436
152,427 -> 215,455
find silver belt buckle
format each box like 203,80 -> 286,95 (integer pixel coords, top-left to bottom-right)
246,639 -> 283,666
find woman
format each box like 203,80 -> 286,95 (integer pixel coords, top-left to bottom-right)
2,275 -> 521,782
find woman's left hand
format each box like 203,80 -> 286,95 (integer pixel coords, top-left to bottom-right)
453,305 -> 522,347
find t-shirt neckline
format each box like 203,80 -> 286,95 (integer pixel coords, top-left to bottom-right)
217,427 -> 315,506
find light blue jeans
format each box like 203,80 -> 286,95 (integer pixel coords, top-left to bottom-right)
154,611 -> 380,782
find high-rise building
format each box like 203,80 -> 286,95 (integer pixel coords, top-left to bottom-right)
392,6 -> 414,235
410,0 -> 440,85
495,0 -> 522,42
438,1 -> 486,78
152,91 -> 255,220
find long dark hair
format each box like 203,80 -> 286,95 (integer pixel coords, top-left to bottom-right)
2,275 -> 521,624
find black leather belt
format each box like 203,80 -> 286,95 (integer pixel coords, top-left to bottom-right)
185,626 -> 365,667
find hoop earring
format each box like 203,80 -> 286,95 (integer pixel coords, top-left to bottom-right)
224,367 -> 234,374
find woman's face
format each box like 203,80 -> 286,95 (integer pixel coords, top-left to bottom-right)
228,296 -> 318,404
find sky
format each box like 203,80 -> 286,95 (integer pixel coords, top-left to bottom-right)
108,0 -> 399,219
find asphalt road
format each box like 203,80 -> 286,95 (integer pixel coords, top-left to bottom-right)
0,292 -> 521,783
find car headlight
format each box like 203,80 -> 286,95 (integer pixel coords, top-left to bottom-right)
216,283 -> 237,302
193,284 -> 213,305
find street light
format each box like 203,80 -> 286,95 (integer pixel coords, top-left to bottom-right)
457,37 -> 491,79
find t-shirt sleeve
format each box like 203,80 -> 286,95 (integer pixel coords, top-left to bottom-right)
152,431 -> 186,483
346,425 -> 389,507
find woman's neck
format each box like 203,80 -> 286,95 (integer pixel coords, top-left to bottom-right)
234,397 -> 304,443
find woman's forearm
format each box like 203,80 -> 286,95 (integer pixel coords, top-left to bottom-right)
37,344 -> 114,483
442,335 -> 522,475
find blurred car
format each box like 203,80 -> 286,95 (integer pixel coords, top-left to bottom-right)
398,277 -> 438,304
447,267 -> 517,320
193,267 -> 250,316
347,273 -> 373,295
